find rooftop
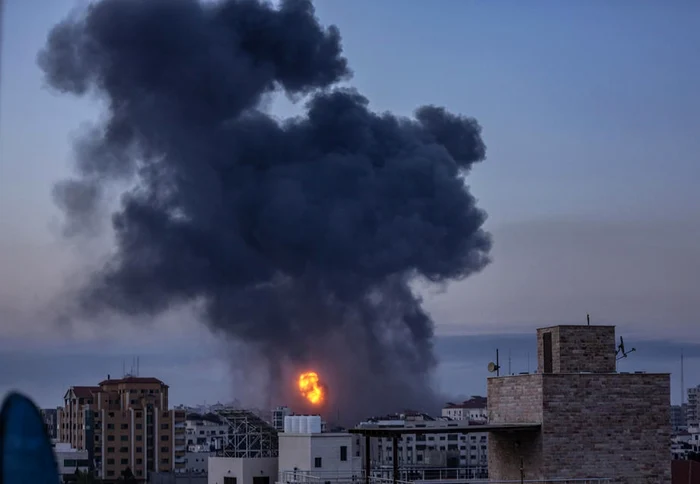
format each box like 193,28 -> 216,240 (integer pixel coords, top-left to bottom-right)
349,422 -> 540,437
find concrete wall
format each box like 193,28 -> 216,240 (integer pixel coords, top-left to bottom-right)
541,373 -> 671,484
537,325 -> 617,374
208,457 -> 278,484
185,451 -> 214,474
278,433 -> 359,479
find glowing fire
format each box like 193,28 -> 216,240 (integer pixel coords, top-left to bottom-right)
298,371 -> 325,405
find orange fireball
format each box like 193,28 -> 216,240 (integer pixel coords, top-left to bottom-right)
298,371 -> 325,405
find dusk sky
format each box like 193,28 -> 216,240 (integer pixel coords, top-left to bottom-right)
1,0 -> 699,410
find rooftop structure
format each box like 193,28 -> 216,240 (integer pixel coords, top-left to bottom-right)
216,409 -> 279,458
488,325 -> 671,483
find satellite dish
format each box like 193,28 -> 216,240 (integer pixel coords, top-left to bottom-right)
616,335 -> 637,361
488,362 -> 498,373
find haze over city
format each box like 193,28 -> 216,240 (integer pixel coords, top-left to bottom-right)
1,0 -> 699,411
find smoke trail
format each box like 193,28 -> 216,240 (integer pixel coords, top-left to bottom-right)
39,0 -> 492,422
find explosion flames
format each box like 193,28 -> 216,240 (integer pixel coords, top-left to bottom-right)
298,371 -> 325,405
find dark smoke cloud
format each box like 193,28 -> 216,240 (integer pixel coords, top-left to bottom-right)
39,0 -> 492,423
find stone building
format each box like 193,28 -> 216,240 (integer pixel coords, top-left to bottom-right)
487,324 -> 671,484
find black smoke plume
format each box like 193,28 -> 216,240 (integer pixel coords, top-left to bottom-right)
40,0 -> 492,423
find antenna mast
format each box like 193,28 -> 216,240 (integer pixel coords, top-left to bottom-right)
508,350 -> 512,375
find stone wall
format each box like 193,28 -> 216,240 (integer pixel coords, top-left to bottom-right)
540,373 -> 671,484
487,374 -> 544,480
537,325 -> 616,374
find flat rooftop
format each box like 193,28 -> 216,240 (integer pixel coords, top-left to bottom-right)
349,422 -> 540,437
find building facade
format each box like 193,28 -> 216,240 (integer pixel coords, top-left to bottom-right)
58,376 -> 186,480
278,417 -> 360,482
488,325 -> 671,484
186,413 -> 229,452
357,413 -> 488,477
271,407 -> 292,432
441,397 -> 488,422
672,404 -> 688,431
42,407 -> 59,440
688,385 -> 700,427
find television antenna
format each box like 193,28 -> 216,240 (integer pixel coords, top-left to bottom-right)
616,336 -> 636,361
487,349 -> 501,377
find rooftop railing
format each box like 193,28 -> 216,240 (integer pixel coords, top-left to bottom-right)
277,470 -> 612,484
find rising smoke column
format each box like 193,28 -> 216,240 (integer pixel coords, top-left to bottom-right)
39,0 -> 492,422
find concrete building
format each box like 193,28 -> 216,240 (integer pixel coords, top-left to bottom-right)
186,451 -> 216,474
487,324 -> 671,483
42,408 -> 59,440
53,442 -> 90,480
186,413 -> 229,452
271,407 -> 292,432
672,404 -> 688,431
278,416 -> 360,483
357,412 -> 488,476
208,457 -> 278,484
688,385 -> 700,427
441,397 -> 487,422
57,376 -> 187,480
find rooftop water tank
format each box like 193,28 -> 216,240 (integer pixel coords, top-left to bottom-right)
291,415 -> 301,433
308,415 -> 322,434
299,415 -> 309,433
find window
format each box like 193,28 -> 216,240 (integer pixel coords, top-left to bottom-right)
136,447 -> 143,453
161,435 -> 169,441
136,435 -> 143,441
136,459 -> 143,465
136,412 -> 142,418
121,458 -> 129,465
107,459 -> 115,465
121,435 -> 129,441
161,446 -> 169,453
161,423 -> 169,429
107,435 -> 115,441
314,457 -> 322,468
107,471 -> 115,477
223,478 -> 237,484
119,447 -> 128,453
543,331 -> 553,373
161,458 -> 170,464
253,477 -> 269,484
107,447 -> 115,453
121,423 -> 128,430
107,423 -> 114,430
340,446 -> 347,461
136,423 -> 143,430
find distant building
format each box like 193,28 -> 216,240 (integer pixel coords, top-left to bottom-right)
186,413 -> 229,452
57,376 -> 187,480
688,385 -> 700,427
53,442 -> 90,480
271,406 -> 292,432
672,404 -> 688,431
441,397 -> 488,422
41,407 -> 59,439
357,412 -> 488,476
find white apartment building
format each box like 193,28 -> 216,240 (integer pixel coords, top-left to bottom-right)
441,397 -> 488,423
278,416 -> 361,483
358,411 -> 488,477
186,413 -> 230,452
53,442 -> 90,478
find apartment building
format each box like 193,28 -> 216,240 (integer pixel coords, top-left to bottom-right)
358,412 -> 488,475
185,412 -> 229,452
441,397 -> 488,423
688,385 -> 700,427
58,376 -> 186,481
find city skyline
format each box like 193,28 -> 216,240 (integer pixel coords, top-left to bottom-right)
2,0 -> 700,414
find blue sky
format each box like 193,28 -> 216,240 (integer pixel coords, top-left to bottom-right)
1,0 -> 699,409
